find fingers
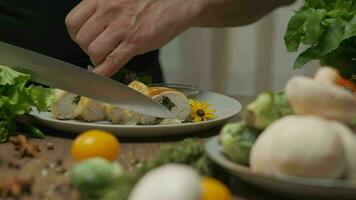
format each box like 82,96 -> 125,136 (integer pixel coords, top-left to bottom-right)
93,43 -> 136,77
87,27 -> 123,65
65,0 -> 97,41
75,13 -> 107,52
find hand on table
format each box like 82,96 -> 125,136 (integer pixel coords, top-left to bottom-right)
65,0 -> 201,77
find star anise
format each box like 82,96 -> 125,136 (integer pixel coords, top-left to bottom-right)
10,134 -> 40,158
0,177 -> 32,198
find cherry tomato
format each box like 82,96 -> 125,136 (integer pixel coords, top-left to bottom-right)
337,77 -> 355,93
71,130 -> 120,161
201,177 -> 231,200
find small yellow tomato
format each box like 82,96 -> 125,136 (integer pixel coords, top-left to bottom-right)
200,177 -> 231,200
71,130 -> 120,161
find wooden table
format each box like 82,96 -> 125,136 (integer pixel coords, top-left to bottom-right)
0,96 -> 299,200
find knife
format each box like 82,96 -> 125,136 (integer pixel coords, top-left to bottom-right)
0,41 -> 173,118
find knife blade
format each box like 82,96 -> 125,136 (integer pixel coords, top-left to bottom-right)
0,41 -> 173,118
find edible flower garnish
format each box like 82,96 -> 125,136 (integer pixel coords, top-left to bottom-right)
189,99 -> 216,122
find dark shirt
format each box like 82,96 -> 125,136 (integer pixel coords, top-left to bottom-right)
0,0 -> 163,82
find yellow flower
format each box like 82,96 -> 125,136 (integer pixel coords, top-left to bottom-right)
189,99 -> 216,122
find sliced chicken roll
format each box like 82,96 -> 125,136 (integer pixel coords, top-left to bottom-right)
105,104 -> 140,125
149,87 -> 191,121
50,89 -> 79,120
128,80 -> 150,96
104,104 -> 125,124
73,97 -> 106,122
128,80 -> 159,124
120,111 -> 141,125
137,113 -> 157,125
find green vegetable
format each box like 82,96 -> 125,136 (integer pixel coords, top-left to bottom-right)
27,126 -> 45,138
220,121 -> 261,165
243,92 -> 293,129
70,157 -> 123,200
111,68 -> 153,85
284,0 -> 356,79
17,122 -> 45,139
0,65 -> 55,142
71,139 -> 214,200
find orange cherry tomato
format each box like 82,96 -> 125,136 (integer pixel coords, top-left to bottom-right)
200,177 -> 231,200
71,130 -> 120,161
336,77 -> 355,93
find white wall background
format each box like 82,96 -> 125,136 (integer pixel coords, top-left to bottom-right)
160,1 -> 319,96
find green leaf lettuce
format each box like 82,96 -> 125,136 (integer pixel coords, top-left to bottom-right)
0,65 -> 54,142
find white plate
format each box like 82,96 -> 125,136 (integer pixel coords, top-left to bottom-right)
29,91 -> 241,137
205,136 -> 356,199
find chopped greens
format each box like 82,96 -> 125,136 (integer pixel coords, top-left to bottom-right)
111,68 -> 153,85
73,96 -> 81,105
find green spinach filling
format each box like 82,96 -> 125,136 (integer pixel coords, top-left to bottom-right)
160,96 -> 175,111
73,96 -> 81,105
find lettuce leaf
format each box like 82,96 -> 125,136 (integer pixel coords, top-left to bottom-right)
0,65 -> 54,142
284,0 -> 356,79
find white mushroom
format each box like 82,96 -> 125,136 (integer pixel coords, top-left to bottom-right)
129,164 -> 201,200
329,121 -> 356,181
285,71 -> 356,123
250,115 -> 346,179
314,67 -> 340,83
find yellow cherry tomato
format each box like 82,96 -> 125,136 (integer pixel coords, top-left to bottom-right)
201,177 -> 231,200
71,130 -> 120,161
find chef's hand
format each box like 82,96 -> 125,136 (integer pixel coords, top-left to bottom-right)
66,0 -> 295,77
65,0 -> 201,77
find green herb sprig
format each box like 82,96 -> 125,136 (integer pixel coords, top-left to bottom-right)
284,0 -> 356,79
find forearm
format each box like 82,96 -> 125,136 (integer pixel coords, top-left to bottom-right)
192,0 -> 296,27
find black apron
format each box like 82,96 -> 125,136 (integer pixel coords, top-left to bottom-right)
0,0 -> 163,82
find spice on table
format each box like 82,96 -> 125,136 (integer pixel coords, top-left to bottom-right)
9,134 -> 40,158
0,177 -> 32,198
55,166 -> 67,174
54,176 -> 76,197
46,142 -> 55,150
41,169 -> 48,177
130,158 -> 140,166
56,159 -> 63,166
8,161 -> 21,169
